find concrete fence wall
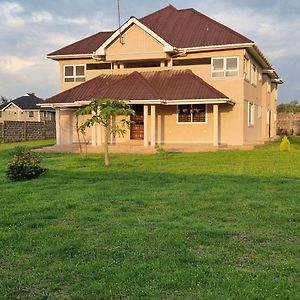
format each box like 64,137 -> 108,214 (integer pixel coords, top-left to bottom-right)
0,121 -> 56,143
277,113 -> 300,135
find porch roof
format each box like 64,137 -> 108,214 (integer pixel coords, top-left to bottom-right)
42,70 -> 233,107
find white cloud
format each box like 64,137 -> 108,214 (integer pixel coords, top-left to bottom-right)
0,56 -> 36,74
0,1 -> 24,26
29,11 -> 53,23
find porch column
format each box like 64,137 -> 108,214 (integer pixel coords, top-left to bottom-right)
213,104 -> 219,147
150,105 -> 156,147
143,105 -> 149,146
55,109 -> 61,145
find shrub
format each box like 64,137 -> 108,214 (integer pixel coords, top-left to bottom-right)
279,135 -> 291,152
6,146 -> 46,181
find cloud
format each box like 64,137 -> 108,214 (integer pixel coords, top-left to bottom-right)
0,1 -> 24,26
29,11 -> 53,23
0,56 -> 36,74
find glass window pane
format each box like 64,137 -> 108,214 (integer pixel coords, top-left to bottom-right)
213,59 -> 224,71
65,66 -> 73,76
226,58 -> 238,70
76,65 -> 85,76
212,71 -> 224,78
192,104 -> 206,122
75,77 -> 85,82
225,71 -> 238,77
65,78 -> 74,82
178,105 -> 191,123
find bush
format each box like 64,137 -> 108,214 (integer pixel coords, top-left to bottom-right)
6,146 -> 46,181
279,136 -> 291,152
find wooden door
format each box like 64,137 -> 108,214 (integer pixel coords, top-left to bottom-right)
130,105 -> 144,140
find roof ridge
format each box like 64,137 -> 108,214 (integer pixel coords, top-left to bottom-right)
103,71 -> 162,99
139,4 -> 177,21
187,8 -> 253,43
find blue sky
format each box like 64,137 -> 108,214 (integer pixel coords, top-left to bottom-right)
0,0 -> 299,103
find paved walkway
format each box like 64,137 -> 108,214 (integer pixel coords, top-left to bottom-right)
34,142 -> 255,154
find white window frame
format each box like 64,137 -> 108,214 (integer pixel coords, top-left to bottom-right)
266,110 -> 270,125
248,102 -> 254,127
177,104 -> 207,124
251,63 -> 258,86
211,56 -> 239,79
244,57 -> 250,81
64,64 -> 86,83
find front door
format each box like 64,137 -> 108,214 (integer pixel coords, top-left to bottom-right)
130,105 -> 144,140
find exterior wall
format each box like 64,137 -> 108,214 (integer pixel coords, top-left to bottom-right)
105,24 -> 167,61
0,103 -> 54,123
0,121 -> 55,143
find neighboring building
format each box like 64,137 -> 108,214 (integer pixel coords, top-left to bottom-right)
42,5 -> 283,148
0,93 -> 55,123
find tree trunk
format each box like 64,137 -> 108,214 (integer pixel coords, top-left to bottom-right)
104,126 -> 110,166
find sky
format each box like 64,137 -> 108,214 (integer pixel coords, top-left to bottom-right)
0,0 -> 299,103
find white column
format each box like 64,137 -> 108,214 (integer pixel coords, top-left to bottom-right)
55,109 -> 61,145
213,104 -> 219,147
143,105 -> 149,146
150,105 -> 156,147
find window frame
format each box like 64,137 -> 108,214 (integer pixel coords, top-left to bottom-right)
64,64 -> 86,83
28,111 -> 34,118
211,56 -> 240,79
248,102 -> 255,127
177,104 -> 207,124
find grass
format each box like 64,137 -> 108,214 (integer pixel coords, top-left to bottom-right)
0,138 -> 299,299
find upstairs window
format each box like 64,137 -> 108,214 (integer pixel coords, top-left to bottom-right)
177,104 -> 206,123
244,57 -> 250,81
251,64 -> 258,86
64,65 -> 86,83
212,57 -> 239,78
248,102 -> 254,126
28,111 -> 34,118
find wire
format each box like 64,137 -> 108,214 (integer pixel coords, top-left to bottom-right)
117,0 -> 123,44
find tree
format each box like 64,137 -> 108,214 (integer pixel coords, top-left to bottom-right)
0,96 -> 9,104
75,99 -> 135,166
277,100 -> 300,113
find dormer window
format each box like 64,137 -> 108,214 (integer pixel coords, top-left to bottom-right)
64,65 -> 86,83
212,57 -> 239,78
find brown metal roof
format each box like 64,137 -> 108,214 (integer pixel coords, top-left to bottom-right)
48,31 -> 114,56
140,5 -> 253,48
44,70 -> 229,104
48,5 -> 253,56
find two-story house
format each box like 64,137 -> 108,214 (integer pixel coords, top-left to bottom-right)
42,5 -> 283,149
0,93 -> 55,123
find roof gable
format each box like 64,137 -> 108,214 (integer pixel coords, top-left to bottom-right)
48,5 -> 253,57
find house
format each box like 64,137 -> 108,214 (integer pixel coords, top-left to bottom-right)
0,93 -> 55,123
41,5 -> 283,148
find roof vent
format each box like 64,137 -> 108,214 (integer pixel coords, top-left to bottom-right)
25,92 -> 35,96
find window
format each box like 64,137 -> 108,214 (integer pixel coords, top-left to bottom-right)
212,57 -> 239,78
177,104 -> 206,123
258,105 -> 262,119
248,102 -> 254,126
64,65 -> 85,83
266,78 -> 271,93
0,111 -> 2,118
43,111 -> 47,118
29,111 -> 34,118
244,57 -> 250,81
266,110 -> 270,125
251,64 -> 258,86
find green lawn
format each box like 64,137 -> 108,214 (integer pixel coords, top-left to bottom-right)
0,139 -> 299,299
